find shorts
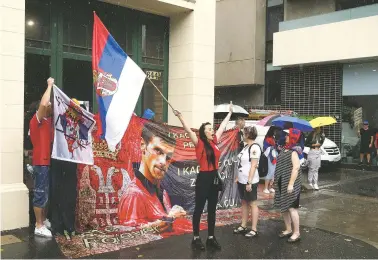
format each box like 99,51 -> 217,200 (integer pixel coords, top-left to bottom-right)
237,182 -> 258,202
360,143 -> 372,154
33,166 -> 49,208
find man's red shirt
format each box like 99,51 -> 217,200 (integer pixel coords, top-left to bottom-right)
29,114 -> 52,166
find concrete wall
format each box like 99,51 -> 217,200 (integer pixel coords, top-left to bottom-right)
167,0 -> 216,127
0,0 -> 29,231
215,0 -> 266,87
284,0 -> 336,21
215,86 -> 264,107
273,15 -> 378,67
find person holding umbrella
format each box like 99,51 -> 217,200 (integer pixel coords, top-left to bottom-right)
306,117 -> 337,190
305,127 -> 325,190
263,127 -> 279,194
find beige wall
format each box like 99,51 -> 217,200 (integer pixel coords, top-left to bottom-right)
167,0 -> 216,127
284,0 -> 336,21
215,86 -> 264,106
215,0 -> 266,87
273,15 -> 378,67
0,0 -> 29,231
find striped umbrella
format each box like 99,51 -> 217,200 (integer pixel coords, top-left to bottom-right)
257,114 -> 283,126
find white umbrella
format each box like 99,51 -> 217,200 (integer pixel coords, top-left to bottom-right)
214,104 -> 249,115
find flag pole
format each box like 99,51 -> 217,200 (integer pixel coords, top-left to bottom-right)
147,77 -> 175,110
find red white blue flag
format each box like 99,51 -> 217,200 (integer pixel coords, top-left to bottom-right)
92,13 -> 146,151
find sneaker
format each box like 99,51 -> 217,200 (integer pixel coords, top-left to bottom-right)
269,188 -> 275,193
308,183 -> 314,189
313,184 -> 319,190
35,225 -> 53,238
191,238 -> 205,251
206,237 -> 221,250
358,162 -> 363,167
43,219 -> 51,229
263,189 -> 270,194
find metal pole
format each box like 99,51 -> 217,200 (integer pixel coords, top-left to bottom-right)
147,76 -> 175,110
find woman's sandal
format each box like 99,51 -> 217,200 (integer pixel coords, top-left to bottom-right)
245,230 -> 259,238
233,226 -> 248,234
287,235 -> 301,243
279,231 -> 293,238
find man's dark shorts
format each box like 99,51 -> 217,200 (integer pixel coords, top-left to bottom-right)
360,143 -> 372,154
33,166 -> 49,208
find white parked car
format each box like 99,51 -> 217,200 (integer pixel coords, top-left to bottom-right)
303,138 -> 341,165
227,120 -> 341,165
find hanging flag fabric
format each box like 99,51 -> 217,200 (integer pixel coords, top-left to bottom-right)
51,86 -> 96,165
92,13 -> 146,151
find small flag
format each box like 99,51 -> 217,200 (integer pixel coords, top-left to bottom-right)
52,86 -> 96,165
92,13 -> 146,151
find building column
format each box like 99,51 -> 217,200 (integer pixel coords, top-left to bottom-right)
0,0 -> 29,231
167,0 -> 216,127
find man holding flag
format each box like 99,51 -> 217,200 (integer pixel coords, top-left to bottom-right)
29,77 -> 54,238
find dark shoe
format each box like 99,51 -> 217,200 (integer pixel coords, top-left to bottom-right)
206,237 -> 221,250
191,238 -> 205,251
245,230 -> 258,238
288,235 -> 301,243
358,162 -> 363,167
279,231 -> 293,238
233,226 -> 248,234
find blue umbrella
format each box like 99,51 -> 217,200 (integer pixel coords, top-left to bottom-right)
272,116 -> 313,132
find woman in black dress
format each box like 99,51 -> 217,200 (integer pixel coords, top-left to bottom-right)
274,128 -> 302,243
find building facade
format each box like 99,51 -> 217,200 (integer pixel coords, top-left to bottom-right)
214,0 -> 266,106
273,0 -> 378,164
1,0 -> 216,231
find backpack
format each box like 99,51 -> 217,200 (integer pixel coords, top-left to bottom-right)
248,143 -> 269,178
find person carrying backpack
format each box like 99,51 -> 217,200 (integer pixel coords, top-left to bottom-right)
233,126 -> 262,238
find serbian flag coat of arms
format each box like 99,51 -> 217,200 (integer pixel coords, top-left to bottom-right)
92,13 -> 146,151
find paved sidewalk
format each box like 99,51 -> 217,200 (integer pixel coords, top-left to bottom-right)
2,220 -> 378,259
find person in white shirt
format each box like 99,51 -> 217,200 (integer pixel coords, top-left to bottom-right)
233,126 -> 261,238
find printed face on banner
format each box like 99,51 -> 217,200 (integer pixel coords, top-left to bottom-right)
141,135 -> 174,181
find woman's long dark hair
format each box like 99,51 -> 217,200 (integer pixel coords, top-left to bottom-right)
199,122 -> 216,169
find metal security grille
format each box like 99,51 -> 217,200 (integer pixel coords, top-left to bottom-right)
281,64 -> 343,147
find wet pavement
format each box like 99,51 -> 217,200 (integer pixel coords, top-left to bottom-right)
2,167 -> 378,258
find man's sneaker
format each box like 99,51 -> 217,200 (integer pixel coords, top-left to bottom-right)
269,188 -> 275,193
308,183 -> 314,189
206,237 -> 221,250
263,189 -> 270,194
43,219 -> 51,229
313,184 -> 319,190
35,225 -> 53,238
191,238 -> 205,251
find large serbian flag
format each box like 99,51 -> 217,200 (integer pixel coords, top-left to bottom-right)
92,13 -> 146,151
